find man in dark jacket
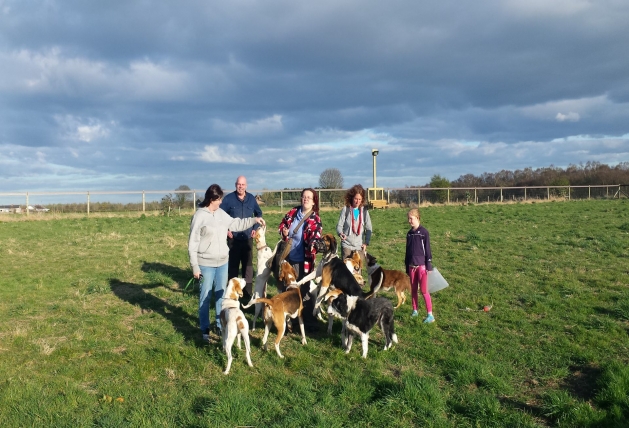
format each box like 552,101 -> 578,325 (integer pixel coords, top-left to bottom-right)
220,176 -> 263,298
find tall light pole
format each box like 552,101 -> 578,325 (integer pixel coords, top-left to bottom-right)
371,148 -> 379,188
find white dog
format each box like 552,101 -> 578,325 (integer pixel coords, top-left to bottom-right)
220,278 -> 253,374
248,225 -> 274,330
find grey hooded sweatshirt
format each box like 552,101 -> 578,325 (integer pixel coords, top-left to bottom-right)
188,207 -> 257,275
336,205 -> 373,252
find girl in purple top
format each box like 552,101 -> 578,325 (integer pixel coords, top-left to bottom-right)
405,208 -> 435,323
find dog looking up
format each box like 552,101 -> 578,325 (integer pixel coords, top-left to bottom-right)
248,225 -> 274,330
365,253 -> 411,309
242,275 -> 307,359
328,293 -> 398,358
344,250 -> 364,285
220,278 -> 253,374
312,234 -> 375,316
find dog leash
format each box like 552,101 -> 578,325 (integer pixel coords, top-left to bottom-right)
184,274 -> 203,292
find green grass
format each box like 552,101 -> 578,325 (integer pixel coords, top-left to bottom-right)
1,200 -> 629,427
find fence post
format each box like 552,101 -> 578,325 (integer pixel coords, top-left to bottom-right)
387,189 -> 390,203
500,188 -> 503,202
568,186 -> 571,200
26,192 -> 29,217
280,191 -> 283,211
87,191 -> 90,216
142,191 -> 146,213
193,192 -> 196,209
524,187 -> 527,201
418,189 -> 421,206
588,186 -> 590,200
474,188 -> 477,203
547,187 -> 550,200
447,188 -> 450,204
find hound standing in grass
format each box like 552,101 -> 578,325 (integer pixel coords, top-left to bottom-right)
220,278 -> 253,374
248,224 -> 274,330
328,293 -> 398,358
242,265 -> 307,359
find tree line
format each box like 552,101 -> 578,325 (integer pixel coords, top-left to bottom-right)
425,161 -> 629,189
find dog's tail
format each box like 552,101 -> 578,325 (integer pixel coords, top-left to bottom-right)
241,297 -> 274,309
364,270 -> 384,299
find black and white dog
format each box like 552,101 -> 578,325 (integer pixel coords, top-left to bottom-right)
328,294 -> 398,358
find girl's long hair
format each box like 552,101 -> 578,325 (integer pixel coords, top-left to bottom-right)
199,184 -> 224,207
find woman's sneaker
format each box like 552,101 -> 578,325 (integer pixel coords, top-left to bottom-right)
411,310 -> 419,317
423,314 -> 435,323
202,328 -> 210,341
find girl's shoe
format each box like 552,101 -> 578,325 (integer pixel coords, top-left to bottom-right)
411,310 -> 419,317
423,314 -> 435,323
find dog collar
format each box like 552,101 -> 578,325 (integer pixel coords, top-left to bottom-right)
367,264 -> 381,275
257,244 -> 269,251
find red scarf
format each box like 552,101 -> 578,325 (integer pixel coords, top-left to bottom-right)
351,207 -> 362,236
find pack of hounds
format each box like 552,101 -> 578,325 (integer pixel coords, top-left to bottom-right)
218,225 -> 411,374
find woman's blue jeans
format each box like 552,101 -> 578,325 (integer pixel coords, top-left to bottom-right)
198,263 -> 228,332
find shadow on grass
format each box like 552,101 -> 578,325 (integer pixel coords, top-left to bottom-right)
497,397 -> 549,425
109,278 -> 205,347
141,261 -> 192,291
561,364 -> 602,402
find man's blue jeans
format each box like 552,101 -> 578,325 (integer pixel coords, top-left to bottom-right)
199,263 -> 228,332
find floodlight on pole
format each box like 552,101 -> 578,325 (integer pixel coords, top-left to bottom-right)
371,148 -> 379,188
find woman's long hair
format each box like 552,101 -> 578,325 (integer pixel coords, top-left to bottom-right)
301,187 -> 320,215
199,184 -> 224,207
344,184 -> 366,207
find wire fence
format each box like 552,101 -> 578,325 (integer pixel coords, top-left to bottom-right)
0,185 -> 625,216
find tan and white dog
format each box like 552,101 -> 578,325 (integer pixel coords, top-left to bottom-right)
220,278 -> 253,374
249,225 -> 274,330
344,250 -> 365,286
242,266 -> 307,359
365,253 -> 411,309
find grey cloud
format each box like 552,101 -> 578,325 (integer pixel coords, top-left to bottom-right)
1,0 -> 628,193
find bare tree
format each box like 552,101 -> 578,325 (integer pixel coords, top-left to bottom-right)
174,185 -> 192,208
319,168 -> 344,206
319,168 -> 344,189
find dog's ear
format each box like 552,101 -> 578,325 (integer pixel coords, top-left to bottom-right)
328,234 -> 338,255
278,262 -> 286,281
324,288 -> 343,301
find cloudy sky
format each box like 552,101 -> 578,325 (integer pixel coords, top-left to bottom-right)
1,0 -> 628,196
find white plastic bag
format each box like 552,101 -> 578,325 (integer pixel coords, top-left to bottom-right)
428,267 -> 449,293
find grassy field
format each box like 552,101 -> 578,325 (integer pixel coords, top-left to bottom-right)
1,200 -> 628,427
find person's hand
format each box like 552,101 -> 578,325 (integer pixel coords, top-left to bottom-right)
340,233 -> 347,241
282,226 -> 289,237
227,230 -> 233,239
361,244 -> 367,252
256,217 -> 266,227
194,272 -> 201,279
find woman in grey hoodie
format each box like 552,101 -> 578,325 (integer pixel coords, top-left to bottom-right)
189,184 -> 265,340
336,184 -> 372,261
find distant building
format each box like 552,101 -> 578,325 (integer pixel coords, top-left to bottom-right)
0,205 -> 22,214
26,205 -> 50,212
